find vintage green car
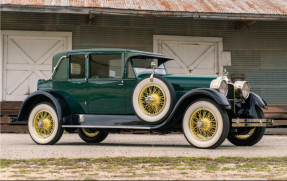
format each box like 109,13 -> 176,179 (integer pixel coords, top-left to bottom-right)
17,49 -> 273,148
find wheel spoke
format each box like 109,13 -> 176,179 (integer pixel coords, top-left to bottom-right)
189,108 -> 218,141
33,110 -> 55,138
139,85 -> 166,116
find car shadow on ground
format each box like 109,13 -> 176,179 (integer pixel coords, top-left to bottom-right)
52,142 -> 233,149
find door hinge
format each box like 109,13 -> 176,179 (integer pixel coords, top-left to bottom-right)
84,101 -> 88,105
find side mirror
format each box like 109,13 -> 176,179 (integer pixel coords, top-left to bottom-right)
149,62 -> 157,82
151,61 -> 156,69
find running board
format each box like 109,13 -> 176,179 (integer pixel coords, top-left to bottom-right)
232,119 -> 274,127
62,114 -> 155,130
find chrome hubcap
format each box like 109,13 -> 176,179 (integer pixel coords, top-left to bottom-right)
38,121 -> 43,128
145,96 -> 154,104
197,121 -> 204,128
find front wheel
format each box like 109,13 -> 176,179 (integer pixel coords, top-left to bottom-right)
182,99 -> 230,149
28,102 -> 63,145
227,107 -> 266,146
78,128 -> 109,143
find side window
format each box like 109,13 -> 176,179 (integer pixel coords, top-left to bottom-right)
69,54 -> 86,79
89,54 -> 122,79
127,60 -> 136,78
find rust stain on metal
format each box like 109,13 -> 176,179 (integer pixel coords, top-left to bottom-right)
2,0 -> 287,15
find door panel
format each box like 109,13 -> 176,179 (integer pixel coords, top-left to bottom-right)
87,53 -> 125,114
53,80 -> 87,114
162,42 -> 217,75
2,31 -> 72,101
154,35 -> 223,76
87,79 -> 124,114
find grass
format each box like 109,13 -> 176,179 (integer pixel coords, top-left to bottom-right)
205,164 -> 219,171
1,157 -> 287,180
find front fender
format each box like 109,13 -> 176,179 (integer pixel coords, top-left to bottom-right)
237,92 -> 268,118
17,90 -> 70,122
178,88 -> 231,110
247,92 -> 268,110
159,88 -> 231,129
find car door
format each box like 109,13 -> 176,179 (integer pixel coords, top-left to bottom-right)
53,53 -> 88,113
87,53 -> 125,114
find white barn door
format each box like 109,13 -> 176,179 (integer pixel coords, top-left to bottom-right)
154,35 -> 226,76
1,31 -> 72,101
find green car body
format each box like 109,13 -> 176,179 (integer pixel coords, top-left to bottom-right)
18,49 -> 273,148
38,49 -> 216,114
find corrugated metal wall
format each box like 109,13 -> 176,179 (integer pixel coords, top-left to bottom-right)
1,12 -> 287,104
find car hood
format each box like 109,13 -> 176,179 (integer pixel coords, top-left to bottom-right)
162,74 -> 217,99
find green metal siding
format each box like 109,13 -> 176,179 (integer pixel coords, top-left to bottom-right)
1,12 -> 287,104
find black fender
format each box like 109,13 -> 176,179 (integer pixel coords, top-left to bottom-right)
237,92 -> 268,118
159,88 -> 231,129
248,92 -> 268,110
17,90 -> 71,122
177,88 -> 231,110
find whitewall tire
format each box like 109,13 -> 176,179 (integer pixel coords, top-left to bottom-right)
28,102 -> 63,145
132,75 -> 176,124
182,99 -> 229,149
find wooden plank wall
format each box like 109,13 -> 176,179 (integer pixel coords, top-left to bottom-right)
0,101 -> 286,133
1,101 -> 28,133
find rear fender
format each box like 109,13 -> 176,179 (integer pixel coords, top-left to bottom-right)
17,90 -> 71,122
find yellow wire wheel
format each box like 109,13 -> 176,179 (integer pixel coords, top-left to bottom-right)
33,110 -> 55,138
28,103 -> 63,145
182,99 -> 229,149
82,128 -> 100,137
234,128 -> 255,140
139,85 -> 166,116
132,76 -> 175,123
189,109 -> 218,141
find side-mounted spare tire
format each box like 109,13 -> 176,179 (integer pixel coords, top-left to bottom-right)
132,75 -> 176,124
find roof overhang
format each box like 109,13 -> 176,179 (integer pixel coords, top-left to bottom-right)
2,5 -> 287,21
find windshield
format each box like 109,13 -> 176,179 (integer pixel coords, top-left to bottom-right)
130,57 -> 167,76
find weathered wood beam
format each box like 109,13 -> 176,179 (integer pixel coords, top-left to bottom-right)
89,13 -> 95,25
235,20 -> 256,30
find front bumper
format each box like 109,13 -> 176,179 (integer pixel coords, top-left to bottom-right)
232,119 -> 274,127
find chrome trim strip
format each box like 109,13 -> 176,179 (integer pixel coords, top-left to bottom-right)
232,119 -> 273,127
62,125 -> 152,130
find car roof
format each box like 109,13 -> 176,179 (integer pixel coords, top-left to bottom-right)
52,48 -> 173,67
59,48 -> 171,57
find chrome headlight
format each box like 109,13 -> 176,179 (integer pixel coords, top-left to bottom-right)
234,81 -> 250,99
210,79 -> 228,96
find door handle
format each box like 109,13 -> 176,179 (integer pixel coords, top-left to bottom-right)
118,80 -> 124,86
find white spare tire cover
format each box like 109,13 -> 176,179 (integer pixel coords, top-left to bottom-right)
132,76 -> 175,123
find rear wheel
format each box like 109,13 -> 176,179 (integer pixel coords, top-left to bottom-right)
28,102 -> 63,145
227,107 -> 266,146
182,99 -> 229,149
78,128 -> 109,143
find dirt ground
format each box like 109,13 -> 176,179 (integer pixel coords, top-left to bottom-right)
1,157 -> 287,180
